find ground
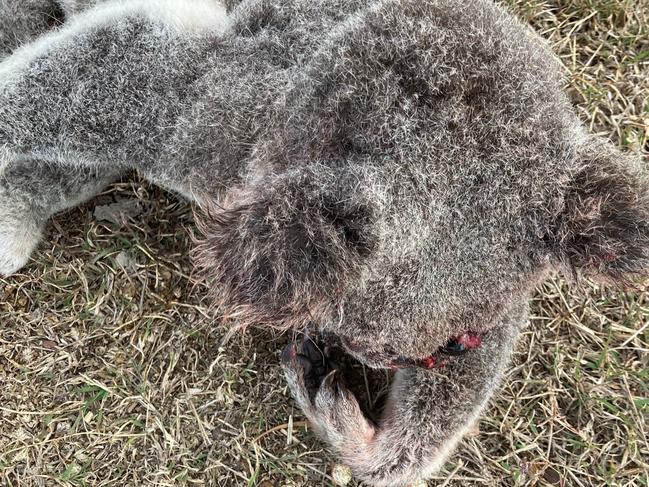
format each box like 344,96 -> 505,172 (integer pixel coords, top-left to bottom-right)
0,0 -> 648,486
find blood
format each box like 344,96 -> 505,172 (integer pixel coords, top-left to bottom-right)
456,332 -> 482,349
422,355 -> 441,369
393,332 -> 484,370
421,356 -> 437,368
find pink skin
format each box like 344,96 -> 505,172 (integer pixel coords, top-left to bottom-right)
421,355 -> 440,369
456,332 -> 482,349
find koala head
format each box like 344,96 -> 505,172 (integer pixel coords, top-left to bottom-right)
196,0 -> 649,369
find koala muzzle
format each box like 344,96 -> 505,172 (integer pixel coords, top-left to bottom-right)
390,332 -> 484,369
440,332 -> 483,356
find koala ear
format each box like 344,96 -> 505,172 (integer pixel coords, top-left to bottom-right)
193,167 -> 376,330
552,139 -> 649,283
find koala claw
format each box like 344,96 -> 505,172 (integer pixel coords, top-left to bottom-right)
282,337 -> 375,454
282,338 -> 335,402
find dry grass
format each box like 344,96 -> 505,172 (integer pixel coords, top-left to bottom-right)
1,1 -> 648,486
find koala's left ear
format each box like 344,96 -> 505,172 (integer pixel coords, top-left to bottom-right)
552,138 -> 649,283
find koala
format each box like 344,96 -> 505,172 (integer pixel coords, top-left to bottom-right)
1,0 -> 647,485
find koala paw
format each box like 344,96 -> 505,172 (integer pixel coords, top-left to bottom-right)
282,338 -> 333,401
282,339 -> 331,418
0,217 -> 41,276
282,339 -> 376,449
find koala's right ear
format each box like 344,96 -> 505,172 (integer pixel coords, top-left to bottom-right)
551,138 -> 649,283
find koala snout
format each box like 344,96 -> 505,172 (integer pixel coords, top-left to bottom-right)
340,333 -> 484,370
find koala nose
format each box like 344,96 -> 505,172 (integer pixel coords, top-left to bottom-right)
441,332 -> 482,356
440,340 -> 468,355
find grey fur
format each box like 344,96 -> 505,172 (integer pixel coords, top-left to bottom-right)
0,0 -> 64,58
1,1 -> 647,485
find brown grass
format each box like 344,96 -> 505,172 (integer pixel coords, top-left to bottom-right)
1,1 -> 648,486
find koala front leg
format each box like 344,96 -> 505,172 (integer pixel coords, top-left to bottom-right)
0,160 -> 118,275
0,0 -> 229,274
0,1 -> 125,61
282,306 -> 525,487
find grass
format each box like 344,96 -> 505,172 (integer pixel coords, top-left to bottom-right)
1,0 -> 648,485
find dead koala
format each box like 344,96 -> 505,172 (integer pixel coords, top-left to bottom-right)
1,0 -> 647,485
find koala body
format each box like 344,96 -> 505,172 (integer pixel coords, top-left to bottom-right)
1,1 -> 647,485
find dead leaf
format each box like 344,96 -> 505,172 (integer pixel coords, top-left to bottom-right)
94,199 -> 143,226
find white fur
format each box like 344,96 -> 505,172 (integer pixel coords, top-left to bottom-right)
0,211 -> 42,276
86,0 -> 230,33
